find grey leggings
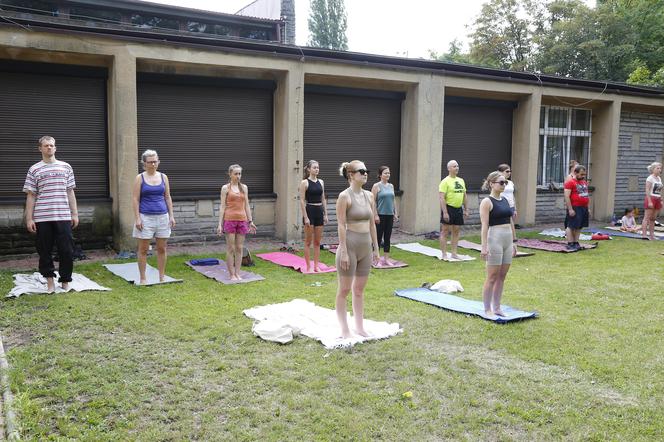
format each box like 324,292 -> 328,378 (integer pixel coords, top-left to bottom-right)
336,230 -> 372,277
487,226 -> 513,266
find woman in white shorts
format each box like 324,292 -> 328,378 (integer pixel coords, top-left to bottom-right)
479,171 -> 518,318
132,149 -> 175,284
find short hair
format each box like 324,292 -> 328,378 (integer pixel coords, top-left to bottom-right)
568,159 -> 578,173
141,149 -> 158,163
447,160 -> 458,169
38,136 -> 55,146
624,207 -> 634,215
647,162 -> 662,173
573,164 -> 586,174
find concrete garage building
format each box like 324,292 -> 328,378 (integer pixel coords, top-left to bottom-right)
1,0 -> 664,255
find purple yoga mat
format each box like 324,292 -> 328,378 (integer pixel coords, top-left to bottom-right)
516,238 -> 597,253
456,240 -> 534,257
327,245 -> 408,269
186,260 -> 264,284
256,252 -> 336,274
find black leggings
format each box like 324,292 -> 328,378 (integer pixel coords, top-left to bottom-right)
376,214 -> 394,253
36,221 -> 74,283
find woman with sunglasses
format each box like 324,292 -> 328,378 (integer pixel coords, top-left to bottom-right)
479,171 -> 518,318
335,160 -> 380,338
497,163 -> 517,225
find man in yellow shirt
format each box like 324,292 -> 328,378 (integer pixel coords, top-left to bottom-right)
439,160 -> 469,260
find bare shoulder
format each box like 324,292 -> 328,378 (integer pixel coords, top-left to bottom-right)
480,197 -> 492,209
241,183 -> 249,193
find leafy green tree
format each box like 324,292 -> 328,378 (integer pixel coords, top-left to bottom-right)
627,62 -> 664,87
429,39 -> 472,64
307,0 -> 348,51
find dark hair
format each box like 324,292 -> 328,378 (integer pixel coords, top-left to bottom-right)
624,207 -> 634,215
304,160 -> 318,178
497,164 -> 511,172
377,166 -> 390,178
569,159 -> 578,173
573,164 -> 586,174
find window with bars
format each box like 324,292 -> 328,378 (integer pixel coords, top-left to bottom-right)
538,106 -> 592,187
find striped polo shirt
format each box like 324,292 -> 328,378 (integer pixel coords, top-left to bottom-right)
23,160 -> 76,223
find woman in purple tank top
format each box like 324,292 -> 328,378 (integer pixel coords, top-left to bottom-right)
132,149 -> 175,285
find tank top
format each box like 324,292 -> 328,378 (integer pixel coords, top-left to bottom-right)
647,175 -> 662,197
376,182 -> 395,215
488,196 -> 512,226
139,173 -> 168,215
305,178 -> 323,204
502,180 -> 515,208
224,185 -> 247,221
346,189 -> 373,222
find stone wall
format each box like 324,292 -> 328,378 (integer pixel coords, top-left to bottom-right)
614,111 -> 664,216
535,191 -> 566,223
0,201 -> 113,256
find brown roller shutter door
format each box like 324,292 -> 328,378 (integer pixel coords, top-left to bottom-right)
304,91 -> 402,195
442,98 -> 514,190
0,69 -> 108,200
137,76 -> 274,198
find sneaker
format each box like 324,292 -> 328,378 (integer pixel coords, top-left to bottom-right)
566,243 -> 576,251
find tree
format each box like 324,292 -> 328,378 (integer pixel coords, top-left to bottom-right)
468,0 -> 544,71
307,0 -> 348,51
627,62 -> 664,87
429,39 -> 472,64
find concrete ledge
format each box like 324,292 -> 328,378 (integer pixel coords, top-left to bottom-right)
0,337 -> 20,441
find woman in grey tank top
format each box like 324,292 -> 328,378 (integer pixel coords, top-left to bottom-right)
335,160 -> 380,339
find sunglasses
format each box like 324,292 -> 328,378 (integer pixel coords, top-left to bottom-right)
495,180 -> 508,185
353,169 -> 370,176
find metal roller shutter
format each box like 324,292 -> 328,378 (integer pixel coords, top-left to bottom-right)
137,74 -> 274,198
442,97 -> 515,191
0,64 -> 108,201
303,88 -> 403,196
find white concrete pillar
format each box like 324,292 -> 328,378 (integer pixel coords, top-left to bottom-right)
590,100 -> 622,220
108,50 -> 138,251
273,65 -> 305,241
399,75 -> 445,234
511,90 -> 542,225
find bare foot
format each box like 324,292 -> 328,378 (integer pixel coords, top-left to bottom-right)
313,266 -> 321,272
494,309 -> 506,317
236,274 -> 244,281
341,329 -> 352,339
61,282 -> 69,291
450,254 -> 460,260
485,310 -> 496,318
355,329 -> 370,338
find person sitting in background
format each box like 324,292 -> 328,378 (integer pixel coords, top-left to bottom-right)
620,208 -> 639,233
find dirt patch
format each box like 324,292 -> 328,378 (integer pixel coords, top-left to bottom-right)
2,328 -> 35,351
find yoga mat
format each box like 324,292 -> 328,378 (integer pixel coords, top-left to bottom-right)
456,240 -> 534,257
244,298 -> 402,349
102,263 -> 183,285
538,228 -> 593,241
327,244 -> 408,268
7,272 -> 111,298
395,287 -> 537,323
185,260 -> 264,284
597,226 -> 664,239
516,238 -> 597,252
394,242 -> 475,262
256,252 -> 336,274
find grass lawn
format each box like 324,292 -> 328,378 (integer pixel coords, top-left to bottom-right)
1,232 -> 663,441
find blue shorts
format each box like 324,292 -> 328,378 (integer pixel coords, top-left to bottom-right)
565,206 -> 589,230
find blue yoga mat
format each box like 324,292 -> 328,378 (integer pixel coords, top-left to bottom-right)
394,288 -> 537,323
584,227 -> 664,240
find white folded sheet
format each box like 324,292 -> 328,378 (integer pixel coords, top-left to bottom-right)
7,272 -> 111,298
244,299 -> 402,349
394,242 -> 475,261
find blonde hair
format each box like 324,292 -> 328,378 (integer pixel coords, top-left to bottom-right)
339,160 -> 363,180
647,162 -> 662,173
304,160 -> 319,178
227,164 -> 244,194
481,171 -> 505,191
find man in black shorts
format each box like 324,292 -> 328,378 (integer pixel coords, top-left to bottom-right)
439,160 -> 469,259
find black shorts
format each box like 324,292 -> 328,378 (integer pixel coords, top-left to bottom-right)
441,205 -> 464,226
564,206 -> 589,229
305,204 -> 324,227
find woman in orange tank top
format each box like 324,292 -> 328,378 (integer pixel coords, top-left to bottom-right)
217,164 -> 257,281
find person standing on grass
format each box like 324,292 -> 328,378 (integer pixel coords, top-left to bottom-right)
564,164 -> 590,251
23,136 -> 79,293
439,160 -> 469,260
480,171 -> 518,318
642,162 -> 662,240
335,160 -> 380,339
217,164 -> 256,281
371,166 -> 399,266
498,164 -> 518,227
132,149 -> 175,285
299,160 -> 328,272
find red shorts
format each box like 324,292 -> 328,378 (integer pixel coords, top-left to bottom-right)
223,220 -> 249,234
644,196 -> 663,211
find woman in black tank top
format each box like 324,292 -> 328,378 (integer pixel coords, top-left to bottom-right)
479,171 -> 518,319
298,160 -> 328,272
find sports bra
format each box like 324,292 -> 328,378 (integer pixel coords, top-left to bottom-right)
345,189 -> 373,222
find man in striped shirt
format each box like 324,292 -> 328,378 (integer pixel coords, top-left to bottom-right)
23,136 -> 79,292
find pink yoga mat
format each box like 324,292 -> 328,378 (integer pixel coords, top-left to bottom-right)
456,240 -> 534,257
327,245 -> 407,269
256,252 -> 336,274
186,260 -> 265,284
516,239 -> 597,253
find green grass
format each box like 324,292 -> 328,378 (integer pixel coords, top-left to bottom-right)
1,233 -> 663,441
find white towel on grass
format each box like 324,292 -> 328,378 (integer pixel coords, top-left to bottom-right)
7,272 -> 111,298
394,242 -> 475,261
244,299 -> 402,349
539,228 -> 592,241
